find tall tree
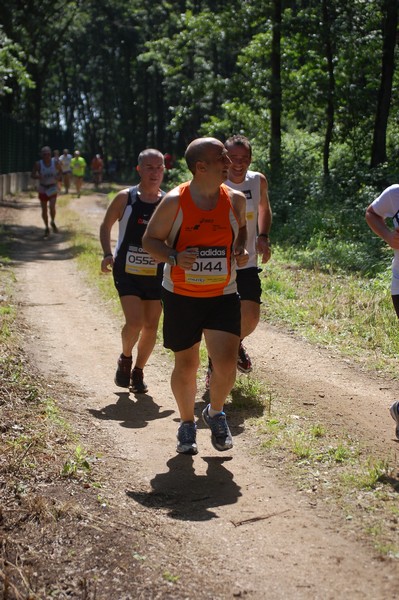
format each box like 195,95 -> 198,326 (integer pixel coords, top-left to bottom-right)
270,0 -> 282,180
370,0 -> 398,168
321,0 -> 336,177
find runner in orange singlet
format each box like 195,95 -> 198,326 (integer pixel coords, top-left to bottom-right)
143,137 -> 248,455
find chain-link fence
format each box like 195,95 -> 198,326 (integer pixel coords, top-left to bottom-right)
0,112 -> 73,175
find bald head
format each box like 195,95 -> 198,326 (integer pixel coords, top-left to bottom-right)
185,137 -> 224,174
137,148 -> 164,166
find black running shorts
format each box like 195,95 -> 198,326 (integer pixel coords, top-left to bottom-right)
161,288 -> 241,352
113,271 -> 162,300
236,267 -> 262,303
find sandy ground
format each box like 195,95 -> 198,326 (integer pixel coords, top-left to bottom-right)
2,191 -> 399,599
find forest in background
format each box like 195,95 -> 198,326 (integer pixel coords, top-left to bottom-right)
0,0 -> 398,275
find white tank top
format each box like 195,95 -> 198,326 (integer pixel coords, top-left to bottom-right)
39,158 -> 57,187
225,170 -> 261,269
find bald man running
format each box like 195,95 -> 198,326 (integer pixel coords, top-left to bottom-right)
143,137 -> 248,455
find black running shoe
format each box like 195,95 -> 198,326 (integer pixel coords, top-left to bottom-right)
202,405 -> 233,451
114,354 -> 132,388
130,367 -> 148,394
43,227 -> 50,239
176,421 -> 198,455
51,221 -> 58,233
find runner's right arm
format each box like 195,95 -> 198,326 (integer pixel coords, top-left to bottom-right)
142,189 -> 198,270
99,188 -> 129,273
31,162 -> 40,179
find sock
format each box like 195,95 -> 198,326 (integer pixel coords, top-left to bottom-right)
121,353 -> 132,359
208,405 -> 223,418
133,366 -> 143,372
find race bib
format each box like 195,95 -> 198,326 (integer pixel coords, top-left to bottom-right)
125,245 -> 157,276
185,246 -> 228,285
45,186 -> 57,197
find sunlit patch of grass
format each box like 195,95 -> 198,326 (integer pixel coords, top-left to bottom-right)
291,432 -> 313,459
59,206 -> 122,316
261,417 -> 284,434
199,342 -> 209,367
44,397 -> 71,430
377,543 -> 399,559
230,374 -> 267,411
310,424 -> 326,438
340,459 -> 390,491
329,443 -> 352,463
261,247 -> 399,376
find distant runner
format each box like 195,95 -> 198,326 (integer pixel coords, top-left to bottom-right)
31,145 -> 62,238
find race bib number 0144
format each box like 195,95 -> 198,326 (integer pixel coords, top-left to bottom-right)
125,245 -> 157,276
185,246 -> 228,285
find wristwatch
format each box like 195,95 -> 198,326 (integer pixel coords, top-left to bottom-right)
167,252 -> 178,267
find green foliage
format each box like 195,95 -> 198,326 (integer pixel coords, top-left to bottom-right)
62,445 -> 91,478
0,26 -> 34,95
162,571 -> 180,584
341,459 -> 389,490
261,246 -> 399,375
266,133 -> 393,276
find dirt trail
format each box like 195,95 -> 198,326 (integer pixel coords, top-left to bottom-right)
4,193 -> 399,599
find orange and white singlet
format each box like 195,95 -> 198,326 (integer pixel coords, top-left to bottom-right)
163,182 -> 240,297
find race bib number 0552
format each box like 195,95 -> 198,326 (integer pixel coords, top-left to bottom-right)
125,245 -> 157,276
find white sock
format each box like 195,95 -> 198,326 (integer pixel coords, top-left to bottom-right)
208,405 -> 223,418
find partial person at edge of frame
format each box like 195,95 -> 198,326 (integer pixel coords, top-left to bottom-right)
365,184 -> 399,441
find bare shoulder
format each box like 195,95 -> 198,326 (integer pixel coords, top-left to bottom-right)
103,187 -> 130,221
163,185 -> 180,202
252,171 -> 268,191
226,186 -> 246,206
156,186 -> 181,212
112,187 -> 130,204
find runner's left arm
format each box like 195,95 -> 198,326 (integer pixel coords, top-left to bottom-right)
256,173 -> 272,264
99,188 -> 129,273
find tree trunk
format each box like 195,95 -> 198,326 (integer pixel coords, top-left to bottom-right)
370,0 -> 398,168
322,0 -> 336,177
270,0 -> 282,182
